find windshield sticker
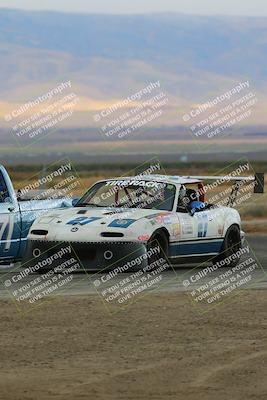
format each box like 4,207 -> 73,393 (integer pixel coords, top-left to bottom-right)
105,180 -> 165,189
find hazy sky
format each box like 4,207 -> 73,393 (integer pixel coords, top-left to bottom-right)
0,0 -> 266,16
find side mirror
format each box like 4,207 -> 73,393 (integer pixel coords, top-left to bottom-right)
72,198 -> 79,206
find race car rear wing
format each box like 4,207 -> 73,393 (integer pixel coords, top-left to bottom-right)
185,173 -> 264,194
185,173 -> 265,207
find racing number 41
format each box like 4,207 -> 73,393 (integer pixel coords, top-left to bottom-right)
67,216 -> 101,226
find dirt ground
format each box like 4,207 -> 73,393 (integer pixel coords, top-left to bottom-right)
0,291 -> 267,400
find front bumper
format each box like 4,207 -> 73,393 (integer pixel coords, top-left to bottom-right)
23,240 -> 147,272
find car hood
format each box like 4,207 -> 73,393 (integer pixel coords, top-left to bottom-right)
37,207 -> 170,225
29,207 -> 171,243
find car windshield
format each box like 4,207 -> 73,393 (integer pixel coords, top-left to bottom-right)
0,171 -> 10,203
76,180 -> 176,211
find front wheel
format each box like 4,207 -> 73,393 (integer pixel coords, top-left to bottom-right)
213,225 -> 242,268
147,231 -> 169,265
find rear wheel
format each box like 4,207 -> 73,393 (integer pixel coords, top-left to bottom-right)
213,225 -> 242,268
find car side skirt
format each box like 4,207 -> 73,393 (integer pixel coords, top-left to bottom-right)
169,238 -> 224,259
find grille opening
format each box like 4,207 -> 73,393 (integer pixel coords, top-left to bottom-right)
101,232 -> 124,238
30,229 -> 48,236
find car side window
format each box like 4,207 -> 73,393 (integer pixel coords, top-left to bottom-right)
0,171 -> 10,203
176,185 -> 188,213
177,184 -> 207,214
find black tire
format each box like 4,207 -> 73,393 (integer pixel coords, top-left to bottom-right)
36,268 -> 52,275
147,231 -> 169,265
213,225 -> 242,268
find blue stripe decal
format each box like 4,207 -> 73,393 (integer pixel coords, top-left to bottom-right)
169,240 -> 223,257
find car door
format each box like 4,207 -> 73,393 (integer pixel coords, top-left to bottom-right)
194,207 -> 225,239
176,184 -> 224,257
176,184 -> 201,240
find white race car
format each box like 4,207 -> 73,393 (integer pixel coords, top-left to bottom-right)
24,173 -> 264,272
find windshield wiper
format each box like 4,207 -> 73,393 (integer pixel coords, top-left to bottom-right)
76,202 -> 105,207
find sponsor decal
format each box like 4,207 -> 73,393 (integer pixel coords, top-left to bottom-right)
108,219 -> 136,228
162,214 -> 179,225
171,223 -> 181,238
145,212 -> 177,226
182,223 -> 193,235
156,215 -> 165,223
138,234 -> 150,241
145,212 -> 169,221
105,180 -> 165,189
180,215 -> 194,235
